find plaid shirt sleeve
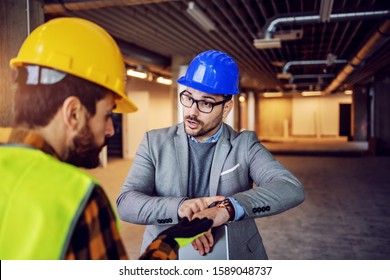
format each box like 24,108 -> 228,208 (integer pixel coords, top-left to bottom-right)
139,234 -> 178,260
65,184 -> 178,260
65,185 -> 128,260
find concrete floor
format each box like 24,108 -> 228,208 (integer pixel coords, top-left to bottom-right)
86,140 -> 390,260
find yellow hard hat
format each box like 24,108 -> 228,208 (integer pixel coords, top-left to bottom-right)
10,17 -> 137,113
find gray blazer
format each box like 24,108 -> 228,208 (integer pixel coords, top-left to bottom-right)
117,123 -> 304,259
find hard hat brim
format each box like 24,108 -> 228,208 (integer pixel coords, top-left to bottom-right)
177,76 -> 239,95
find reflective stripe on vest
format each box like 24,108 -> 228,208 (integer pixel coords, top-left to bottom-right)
0,146 -> 96,259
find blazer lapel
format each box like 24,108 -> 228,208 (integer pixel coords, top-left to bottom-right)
209,124 -> 232,196
174,123 -> 189,197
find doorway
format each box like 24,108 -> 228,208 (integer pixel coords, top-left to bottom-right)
339,103 -> 351,139
107,113 -> 123,158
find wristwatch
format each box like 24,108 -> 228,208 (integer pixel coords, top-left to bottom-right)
216,198 -> 235,222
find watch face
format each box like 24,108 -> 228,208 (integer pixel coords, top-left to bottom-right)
217,200 -> 229,208
216,199 -> 234,221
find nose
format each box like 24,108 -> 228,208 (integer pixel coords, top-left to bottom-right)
105,117 -> 115,137
188,101 -> 200,115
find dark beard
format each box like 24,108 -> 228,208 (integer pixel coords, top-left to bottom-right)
184,114 -> 222,138
65,124 -> 107,169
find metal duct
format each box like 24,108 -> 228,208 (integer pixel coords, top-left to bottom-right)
263,10 -> 390,39
323,19 -> 390,94
290,74 -> 335,83
282,59 -> 347,74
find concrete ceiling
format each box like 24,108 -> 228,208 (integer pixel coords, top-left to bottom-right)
42,0 -> 390,94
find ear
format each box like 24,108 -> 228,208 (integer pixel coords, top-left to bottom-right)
61,96 -> 84,131
222,99 -> 233,119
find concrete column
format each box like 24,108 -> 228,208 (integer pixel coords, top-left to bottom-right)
176,65 -> 187,123
225,100 -> 235,128
0,0 -> 43,126
247,91 -> 255,131
227,94 -> 239,131
171,54 -> 197,124
373,66 -> 390,155
352,86 -> 369,141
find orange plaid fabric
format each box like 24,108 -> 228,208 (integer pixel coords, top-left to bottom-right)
139,235 -> 178,260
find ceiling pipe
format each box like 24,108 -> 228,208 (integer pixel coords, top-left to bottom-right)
262,10 -> 390,40
323,19 -> 390,95
290,73 -> 335,82
319,0 -> 334,23
291,73 -> 335,79
282,59 -> 347,73
44,0 -> 178,13
26,0 -> 31,35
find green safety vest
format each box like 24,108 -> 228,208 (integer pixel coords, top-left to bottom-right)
0,146 -> 97,259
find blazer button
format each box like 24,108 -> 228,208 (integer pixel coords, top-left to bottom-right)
253,206 -> 271,213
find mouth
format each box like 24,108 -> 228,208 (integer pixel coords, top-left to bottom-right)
185,118 -> 200,130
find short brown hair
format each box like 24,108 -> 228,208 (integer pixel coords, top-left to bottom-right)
13,70 -> 110,128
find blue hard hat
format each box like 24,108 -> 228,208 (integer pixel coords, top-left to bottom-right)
177,50 -> 239,95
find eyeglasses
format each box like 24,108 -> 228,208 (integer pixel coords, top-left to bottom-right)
179,90 -> 226,113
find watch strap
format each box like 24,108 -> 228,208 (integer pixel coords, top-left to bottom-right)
216,198 -> 235,221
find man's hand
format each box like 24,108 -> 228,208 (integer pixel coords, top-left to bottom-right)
191,229 -> 214,255
192,205 -> 230,227
178,195 -> 225,220
158,217 -> 213,248
191,206 -> 231,255
140,217 -> 213,260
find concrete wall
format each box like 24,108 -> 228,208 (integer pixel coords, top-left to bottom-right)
258,97 -> 292,137
0,0 -> 43,126
258,94 -> 352,138
123,77 -> 172,159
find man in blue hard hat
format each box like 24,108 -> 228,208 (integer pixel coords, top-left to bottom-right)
116,50 -> 305,259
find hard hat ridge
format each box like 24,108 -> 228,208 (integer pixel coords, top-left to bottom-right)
177,50 -> 239,95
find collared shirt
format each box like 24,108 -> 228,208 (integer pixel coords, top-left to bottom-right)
0,127 -> 177,260
188,123 -> 224,143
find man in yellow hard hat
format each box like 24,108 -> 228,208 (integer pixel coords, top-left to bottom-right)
0,17 -> 211,260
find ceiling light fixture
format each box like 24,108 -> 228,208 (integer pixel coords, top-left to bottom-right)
126,69 -> 147,79
283,84 -> 297,90
276,73 -> 292,79
319,0 -> 334,22
271,61 -> 285,67
263,92 -> 283,98
274,29 -> 304,41
344,90 -> 353,95
187,2 -> 216,32
156,76 -> 172,85
302,91 -> 323,97
253,38 -> 281,49
254,27 -> 302,50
